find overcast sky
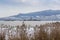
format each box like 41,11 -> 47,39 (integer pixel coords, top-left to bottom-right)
0,0 -> 60,17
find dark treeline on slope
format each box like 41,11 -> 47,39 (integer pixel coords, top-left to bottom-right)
0,22 -> 60,40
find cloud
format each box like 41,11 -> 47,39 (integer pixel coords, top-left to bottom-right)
0,0 -> 60,17
1,0 -> 60,7
54,0 -> 60,4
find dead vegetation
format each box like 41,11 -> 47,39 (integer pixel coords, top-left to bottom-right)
0,22 -> 60,40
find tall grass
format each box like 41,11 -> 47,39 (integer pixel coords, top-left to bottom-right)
0,22 -> 60,40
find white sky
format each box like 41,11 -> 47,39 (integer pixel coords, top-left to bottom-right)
0,0 -> 60,17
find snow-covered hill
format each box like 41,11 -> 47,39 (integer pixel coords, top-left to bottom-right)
0,10 -> 60,21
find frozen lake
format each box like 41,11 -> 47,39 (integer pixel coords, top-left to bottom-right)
0,21 -> 59,26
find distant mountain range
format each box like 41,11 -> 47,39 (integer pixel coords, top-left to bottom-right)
0,10 -> 60,21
